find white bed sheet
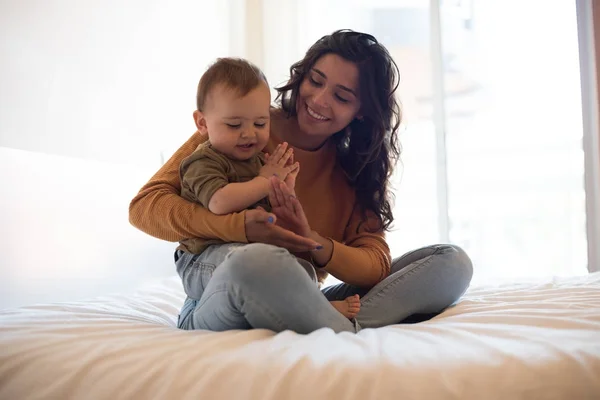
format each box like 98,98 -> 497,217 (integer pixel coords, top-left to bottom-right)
1,273 -> 599,400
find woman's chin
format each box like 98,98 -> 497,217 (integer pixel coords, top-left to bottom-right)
299,123 -> 324,138
298,113 -> 328,137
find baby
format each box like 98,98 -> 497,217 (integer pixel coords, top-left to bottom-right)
177,57 -> 360,319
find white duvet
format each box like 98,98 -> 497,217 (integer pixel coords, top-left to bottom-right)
1,273 -> 599,400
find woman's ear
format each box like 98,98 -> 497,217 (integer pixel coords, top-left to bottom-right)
193,110 -> 208,134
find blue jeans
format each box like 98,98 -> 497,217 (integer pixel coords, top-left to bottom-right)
176,243 -> 473,333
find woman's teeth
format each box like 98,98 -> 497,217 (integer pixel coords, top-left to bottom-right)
306,105 -> 328,121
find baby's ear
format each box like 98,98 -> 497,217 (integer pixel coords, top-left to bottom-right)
193,110 -> 208,134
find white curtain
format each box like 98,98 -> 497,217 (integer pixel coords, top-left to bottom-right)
254,0 -> 595,281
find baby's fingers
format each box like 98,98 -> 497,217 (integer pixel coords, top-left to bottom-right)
284,152 -> 294,167
277,147 -> 294,167
268,142 -> 288,164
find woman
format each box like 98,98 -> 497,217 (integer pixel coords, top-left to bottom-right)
129,29 -> 473,333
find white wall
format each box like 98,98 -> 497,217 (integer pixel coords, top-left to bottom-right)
0,0 -> 233,164
0,147 -> 176,309
0,0 -> 239,308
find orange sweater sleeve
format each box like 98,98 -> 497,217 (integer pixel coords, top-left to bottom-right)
323,207 -> 392,288
128,132 -> 248,243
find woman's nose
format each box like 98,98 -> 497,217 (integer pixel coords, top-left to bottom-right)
312,88 -> 329,108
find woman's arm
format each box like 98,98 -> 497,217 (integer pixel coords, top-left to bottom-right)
269,178 -> 391,287
128,132 -> 247,243
312,228 -> 391,288
129,132 -> 320,251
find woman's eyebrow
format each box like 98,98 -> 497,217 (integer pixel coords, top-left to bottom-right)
312,68 -> 357,97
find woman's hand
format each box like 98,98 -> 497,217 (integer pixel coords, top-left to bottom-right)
282,153 -> 299,194
244,207 -> 320,252
268,177 -> 333,265
268,176 -> 312,238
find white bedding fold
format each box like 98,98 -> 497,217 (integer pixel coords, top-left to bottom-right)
1,274 -> 599,400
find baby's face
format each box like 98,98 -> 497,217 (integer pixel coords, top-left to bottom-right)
199,83 -> 271,160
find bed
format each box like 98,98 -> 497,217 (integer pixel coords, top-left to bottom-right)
1,273 -> 599,399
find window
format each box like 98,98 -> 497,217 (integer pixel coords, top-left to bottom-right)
440,0 -> 588,279
259,0 -> 594,281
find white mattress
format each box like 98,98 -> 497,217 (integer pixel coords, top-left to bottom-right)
1,273 -> 599,400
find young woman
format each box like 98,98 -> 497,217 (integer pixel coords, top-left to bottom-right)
129,29 -> 473,333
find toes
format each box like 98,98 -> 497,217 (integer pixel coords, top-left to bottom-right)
348,303 -> 360,312
345,295 -> 360,302
346,295 -> 361,305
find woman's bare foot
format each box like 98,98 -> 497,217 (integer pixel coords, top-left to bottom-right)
330,294 -> 361,319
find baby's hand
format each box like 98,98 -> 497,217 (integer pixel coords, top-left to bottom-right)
260,142 -> 299,181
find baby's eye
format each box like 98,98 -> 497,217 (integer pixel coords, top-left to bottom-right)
255,122 -> 266,128
226,123 -> 241,129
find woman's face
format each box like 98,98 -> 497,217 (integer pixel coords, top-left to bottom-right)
296,53 -> 362,139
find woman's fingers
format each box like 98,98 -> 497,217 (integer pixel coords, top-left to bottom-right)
290,195 -> 305,219
270,176 -> 287,207
268,177 -> 281,207
245,210 -> 319,251
286,188 -> 312,237
278,181 -> 297,210
278,180 -> 292,195
246,207 -> 276,225
268,226 -> 319,252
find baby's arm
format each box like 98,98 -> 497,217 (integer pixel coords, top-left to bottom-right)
210,144 -> 298,214
183,143 -> 297,215
182,153 -> 268,215
208,177 -> 271,215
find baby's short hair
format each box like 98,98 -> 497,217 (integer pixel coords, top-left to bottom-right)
196,58 -> 269,111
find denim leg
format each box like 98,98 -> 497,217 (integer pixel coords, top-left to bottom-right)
355,244 -> 473,329
176,243 -> 245,300
179,243 -> 358,334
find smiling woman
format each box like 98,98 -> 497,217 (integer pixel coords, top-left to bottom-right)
294,54 -> 362,138
275,33 -> 401,233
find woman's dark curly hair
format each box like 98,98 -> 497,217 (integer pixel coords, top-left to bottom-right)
276,29 -> 402,232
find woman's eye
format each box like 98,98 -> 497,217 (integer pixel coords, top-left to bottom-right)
335,94 -> 350,103
309,76 -> 322,87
